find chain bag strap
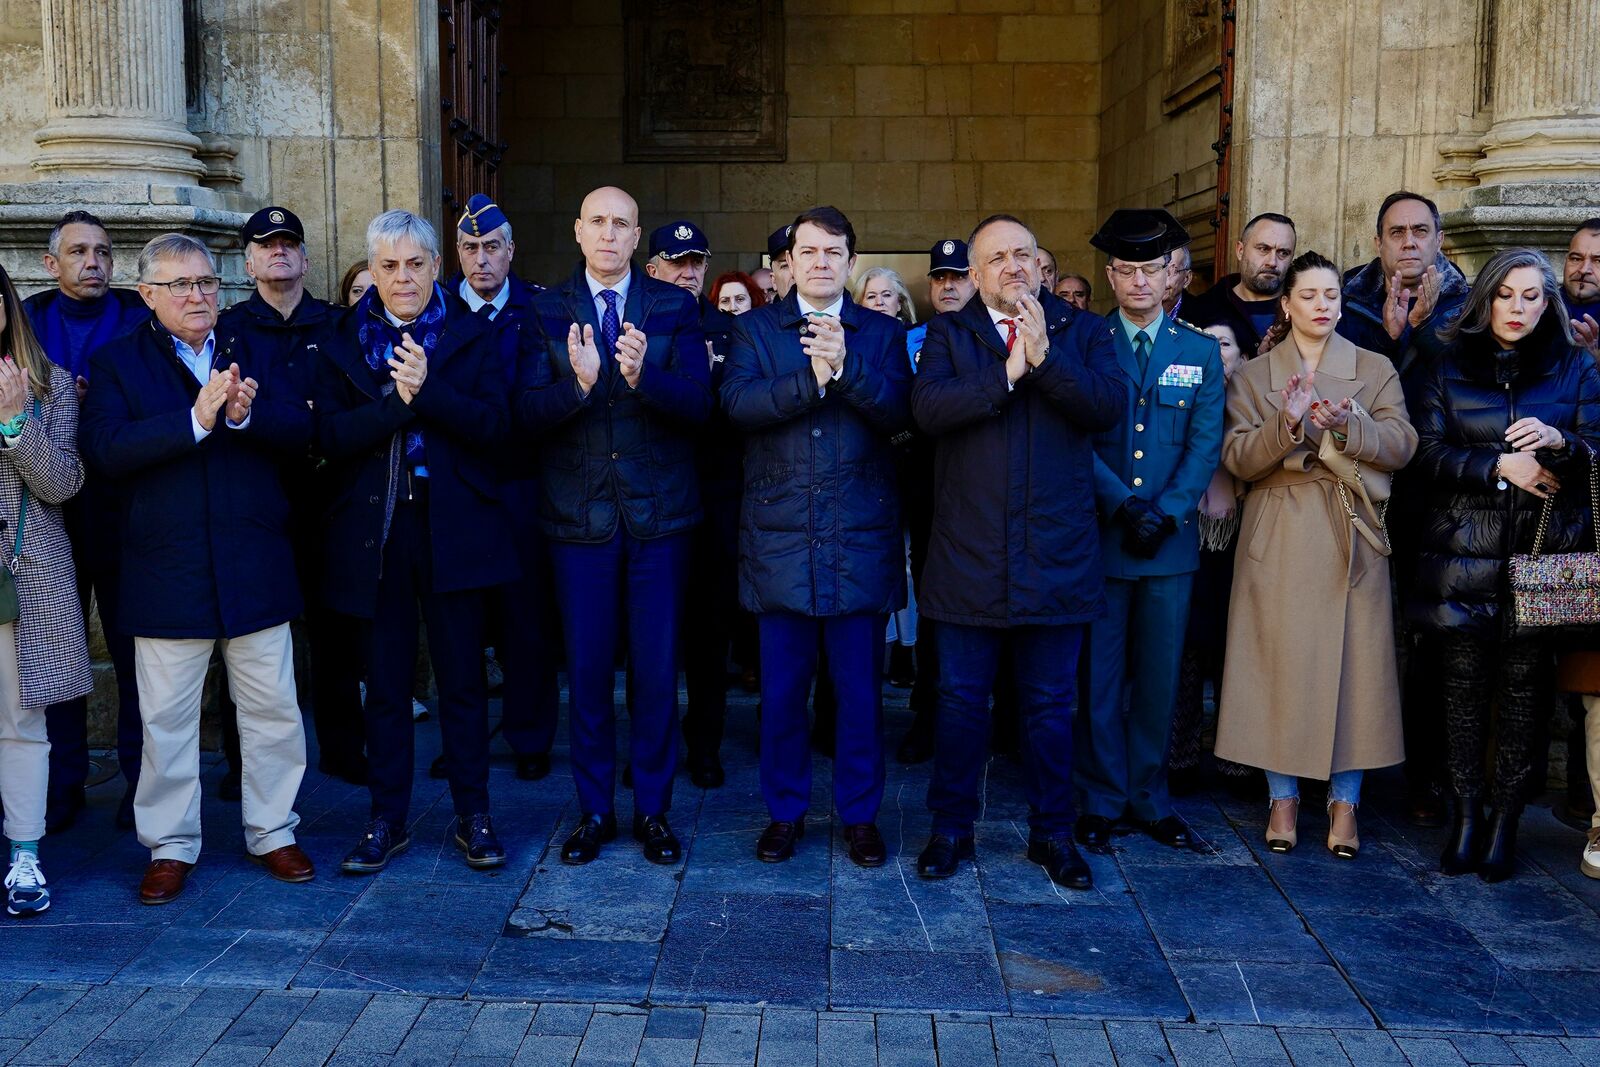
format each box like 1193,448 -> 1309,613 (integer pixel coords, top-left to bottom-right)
1510,437 -> 1600,630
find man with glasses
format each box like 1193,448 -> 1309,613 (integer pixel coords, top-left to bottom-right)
82,233 -> 315,904
1076,210 -> 1223,856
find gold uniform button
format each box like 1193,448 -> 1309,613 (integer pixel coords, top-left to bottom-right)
1134,450 -> 1144,460
1178,399 -> 1186,408
1135,423 -> 1145,432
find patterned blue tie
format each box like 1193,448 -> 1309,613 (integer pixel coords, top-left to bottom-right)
599,289 -> 621,357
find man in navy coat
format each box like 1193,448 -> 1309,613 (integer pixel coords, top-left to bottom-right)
1077,210 -> 1224,852
518,186 -> 711,867
81,233 -> 314,904
24,210 -> 149,832
445,194 -> 560,785
314,210 -> 518,875
912,214 -> 1124,889
722,206 -> 911,867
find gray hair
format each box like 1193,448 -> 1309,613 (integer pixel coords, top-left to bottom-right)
137,233 -> 215,281
47,210 -> 110,258
1442,247 -> 1575,349
368,209 -> 440,260
853,267 -> 917,327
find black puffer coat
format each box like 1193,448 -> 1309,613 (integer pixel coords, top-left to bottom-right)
1407,329 -> 1600,637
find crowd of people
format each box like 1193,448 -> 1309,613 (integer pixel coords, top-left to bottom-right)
0,184 -> 1594,919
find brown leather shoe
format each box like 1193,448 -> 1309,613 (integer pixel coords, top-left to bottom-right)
756,819 -> 804,863
139,859 -> 194,905
844,823 -> 887,868
252,844 -> 315,883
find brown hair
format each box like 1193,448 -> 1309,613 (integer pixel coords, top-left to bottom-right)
709,271 -> 765,311
0,265 -> 52,397
339,260 -> 371,306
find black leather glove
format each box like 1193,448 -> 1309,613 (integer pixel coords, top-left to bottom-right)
1126,513 -> 1178,559
1116,496 -> 1165,541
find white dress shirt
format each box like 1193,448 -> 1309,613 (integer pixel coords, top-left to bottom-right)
585,270 -> 632,324
798,292 -> 845,395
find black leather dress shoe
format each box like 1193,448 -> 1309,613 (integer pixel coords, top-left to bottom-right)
916,833 -> 974,879
633,813 -> 682,865
1027,833 -> 1093,889
454,813 -> 507,869
1143,815 -> 1193,849
516,753 -> 551,782
687,753 -> 725,790
561,813 -> 618,866
340,819 -> 410,874
844,823 -> 887,868
757,819 -> 804,862
1074,814 -> 1113,850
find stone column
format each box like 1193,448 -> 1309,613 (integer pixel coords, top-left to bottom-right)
1472,0 -> 1600,185
31,0 -> 204,183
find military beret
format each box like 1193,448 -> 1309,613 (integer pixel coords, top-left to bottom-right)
648,220 -> 710,260
1089,208 -> 1190,262
457,194 -> 509,238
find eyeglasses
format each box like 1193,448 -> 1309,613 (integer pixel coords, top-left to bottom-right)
1110,261 -> 1170,279
146,276 -> 221,298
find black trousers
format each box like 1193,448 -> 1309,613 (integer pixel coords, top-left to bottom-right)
362,486 -> 491,825
682,490 -> 740,759
1440,630 -> 1553,811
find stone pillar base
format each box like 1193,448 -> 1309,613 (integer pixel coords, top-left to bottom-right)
1441,181 -> 1600,280
0,180 -> 251,300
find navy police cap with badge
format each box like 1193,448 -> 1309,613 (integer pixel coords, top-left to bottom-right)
648,220 -> 710,260
241,206 -> 304,246
767,224 -> 793,261
1089,208 -> 1190,262
928,238 -> 969,276
457,194 -> 509,238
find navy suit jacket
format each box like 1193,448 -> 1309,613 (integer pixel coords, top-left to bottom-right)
517,263 -> 711,543
81,319 -> 310,639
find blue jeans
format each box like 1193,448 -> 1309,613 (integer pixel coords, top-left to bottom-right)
1266,769 -> 1363,806
927,622 -> 1085,838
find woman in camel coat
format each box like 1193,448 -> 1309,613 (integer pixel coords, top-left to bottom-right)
1214,251 -> 1418,859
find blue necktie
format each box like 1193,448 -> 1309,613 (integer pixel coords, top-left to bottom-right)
600,289 -> 620,358
1135,331 -> 1151,377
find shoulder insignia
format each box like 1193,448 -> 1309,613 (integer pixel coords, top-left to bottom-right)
1174,317 -> 1211,337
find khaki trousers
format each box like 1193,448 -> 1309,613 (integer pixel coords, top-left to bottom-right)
1585,695 -> 1600,831
0,622 -> 48,842
133,623 -> 304,863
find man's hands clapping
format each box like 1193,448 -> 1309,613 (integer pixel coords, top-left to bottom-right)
388,333 -> 428,405
804,315 -> 845,389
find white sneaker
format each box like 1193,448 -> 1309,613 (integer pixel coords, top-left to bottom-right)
411,699 -> 430,722
5,851 -> 49,916
1583,828 -> 1600,880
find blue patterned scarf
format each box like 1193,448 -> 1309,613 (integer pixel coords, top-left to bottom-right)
356,282 -> 448,470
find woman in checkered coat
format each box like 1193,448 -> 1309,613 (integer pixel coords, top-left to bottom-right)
0,264 -> 91,916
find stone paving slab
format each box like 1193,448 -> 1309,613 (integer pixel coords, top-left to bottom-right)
5,679 -> 1600,1061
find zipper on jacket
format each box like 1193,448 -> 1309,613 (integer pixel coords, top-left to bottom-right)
1502,380 -> 1517,561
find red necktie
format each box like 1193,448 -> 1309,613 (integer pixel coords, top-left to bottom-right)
999,318 -> 1018,352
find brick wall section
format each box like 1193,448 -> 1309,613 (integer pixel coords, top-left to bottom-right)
501,0 -> 1103,286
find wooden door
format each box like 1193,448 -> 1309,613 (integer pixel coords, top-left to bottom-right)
439,0 -> 506,268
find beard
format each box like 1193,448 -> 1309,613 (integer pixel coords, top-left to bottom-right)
1243,268 -> 1282,297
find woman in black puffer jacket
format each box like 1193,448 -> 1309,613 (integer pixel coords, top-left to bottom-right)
1408,247 -> 1600,883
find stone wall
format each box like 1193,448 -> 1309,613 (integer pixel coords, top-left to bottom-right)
500,0 -> 1103,287
1094,0 -> 1220,291
1230,0 -> 1488,271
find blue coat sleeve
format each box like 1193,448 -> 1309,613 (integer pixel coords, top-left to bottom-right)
909,321 -> 1015,436
310,355 -> 416,462
632,295 -> 712,425
408,342 -> 510,450
832,324 -> 911,436
721,315 -> 827,431
1155,337 -> 1226,521
81,346 -> 199,479
1025,318 -> 1125,433
1093,452 -> 1131,513
514,317 -> 592,436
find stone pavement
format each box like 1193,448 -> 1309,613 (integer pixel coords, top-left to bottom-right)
2,679 -> 1600,1065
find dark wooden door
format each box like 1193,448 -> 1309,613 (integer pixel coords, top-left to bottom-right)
439,0 -> 506,265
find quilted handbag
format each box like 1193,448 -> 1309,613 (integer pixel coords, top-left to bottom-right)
1509,439 -> 1600,631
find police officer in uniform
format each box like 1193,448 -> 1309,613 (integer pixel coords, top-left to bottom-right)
1076,209 -> 1225,852
218,207 -> 367,794
443,194 -> 560,783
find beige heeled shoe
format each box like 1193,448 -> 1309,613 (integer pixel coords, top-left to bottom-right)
1265,797 -> 1298,853
1327,800 -> 1359,860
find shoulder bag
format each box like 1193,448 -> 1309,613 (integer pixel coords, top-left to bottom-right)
1509,438 -> 1600,631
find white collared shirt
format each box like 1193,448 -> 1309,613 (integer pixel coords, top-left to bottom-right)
459,277 -> 510,319
174,332 -> 248,441
799,292 -> 845,394
984,304 -> 1020,392
585,270 -> 632,324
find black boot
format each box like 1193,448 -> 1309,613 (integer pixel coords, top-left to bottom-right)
1439,796 -> 1483,876
1478,807 -> 1520,884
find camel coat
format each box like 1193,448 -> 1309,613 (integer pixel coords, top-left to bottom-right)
1214,332 -> 1418,779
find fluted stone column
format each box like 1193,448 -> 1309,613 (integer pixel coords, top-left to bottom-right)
32,0 -> 204,183
1471,0 -> 1600,185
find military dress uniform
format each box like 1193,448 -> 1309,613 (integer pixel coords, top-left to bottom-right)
1077,210 -> 1224,847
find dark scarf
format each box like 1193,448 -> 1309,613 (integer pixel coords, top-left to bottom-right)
355,282 -> 448,470
34,291 -> 129,381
